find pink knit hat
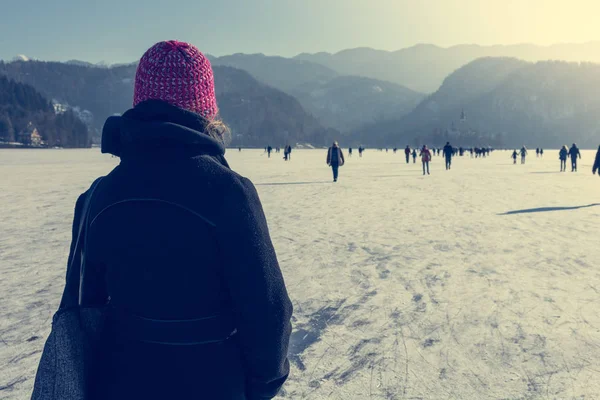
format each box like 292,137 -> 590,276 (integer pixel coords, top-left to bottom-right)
133,40 -> 218,119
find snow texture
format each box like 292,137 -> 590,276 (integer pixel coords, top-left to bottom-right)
1,149 -> 600,399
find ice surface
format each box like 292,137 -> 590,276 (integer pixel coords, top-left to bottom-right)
1,149 -> 600,399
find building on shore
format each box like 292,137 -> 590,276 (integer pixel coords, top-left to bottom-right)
18,123 -> 44,147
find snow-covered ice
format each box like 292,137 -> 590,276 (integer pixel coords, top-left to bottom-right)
1,149 -> 600,399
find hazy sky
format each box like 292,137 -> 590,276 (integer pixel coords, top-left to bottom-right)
2,0 -> 600,63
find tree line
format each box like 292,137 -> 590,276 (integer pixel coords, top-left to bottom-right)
0,75 -> 90,147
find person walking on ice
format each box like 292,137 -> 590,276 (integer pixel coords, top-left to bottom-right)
559,145 -> 568,172
520,146 -> 528,164
443,141 -> 453,170
404,145 -> 411,164
511,150 -> 518,164
327,141 -> 345,182
569,143 -> 581,172
412,148 -> 417,163
420,145 -> 432,175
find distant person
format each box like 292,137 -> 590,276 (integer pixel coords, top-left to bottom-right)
536,148 -> 540,158
239,147 -> 242,152
349,147 -> 353,157
443,142 -> 453,170
593,145 -> 600,176
267,145 -> 273,158
32,41 -> 293,400
511,150 -> 518,164
520,146 -> 528,164
540,148 -> 544,157
393,147 -> 397,154
359,146 -> 364,158
559,145 -> 568,172
412,148 -> 417,163
327,141 -> 345,182
420,145 -> 432,175
404,145 -> 411,164
569,143 -> 581,172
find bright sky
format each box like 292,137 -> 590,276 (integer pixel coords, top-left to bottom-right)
1,0 -> 600,63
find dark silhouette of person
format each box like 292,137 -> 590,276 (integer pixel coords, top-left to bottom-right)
38,41 -> 293,400
540,148 -> 544,157
559,145 -> 568,172
593,145 -> 600,176
412,149 -> 417,163
349,147 -> 353,157
520,146 -> 528,164
327,141 -> 345,182
569,143 -> 581,172
420,145 -> 432,175
536,148 -> 540,157
512,150 -> 518,164
443,142 -> 453,170
267,146 -> 272,158
404,145 -> 411,164
283,145 -> 292,161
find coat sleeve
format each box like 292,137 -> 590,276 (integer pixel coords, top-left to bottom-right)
593,151 -> 600,174
340,149 -> 345,166
217,177 -> 293,400
59,192 -> 87,309
326,148 -> 331,165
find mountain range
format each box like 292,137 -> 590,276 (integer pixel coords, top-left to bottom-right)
296,42 -> 600,93
3,42 -> 600,148
0,60 -> 337,147
208,54 -> 425,132
360,58 -> 600,148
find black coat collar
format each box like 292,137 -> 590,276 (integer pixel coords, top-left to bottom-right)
101,100 -> 226,161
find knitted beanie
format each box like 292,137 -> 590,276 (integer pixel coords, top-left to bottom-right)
133,40 -> 218,119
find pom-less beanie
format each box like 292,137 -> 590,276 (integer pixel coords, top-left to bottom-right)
133,40 -> 218,119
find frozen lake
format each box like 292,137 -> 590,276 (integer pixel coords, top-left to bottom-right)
2,148 -> 600,399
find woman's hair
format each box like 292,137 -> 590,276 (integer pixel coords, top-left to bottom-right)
206,117 -> 232,145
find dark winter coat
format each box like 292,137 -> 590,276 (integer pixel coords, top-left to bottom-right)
559,148 -> 568,160
443,144 -> 453,158
569,146 -> 581,159
67,100 -> 293,400
327,146 -> 345,166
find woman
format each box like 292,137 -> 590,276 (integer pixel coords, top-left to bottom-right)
559,145 -> 569,172
420,145 -> 432,175
60,41 -> 292,399
327,141 -> 345,182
